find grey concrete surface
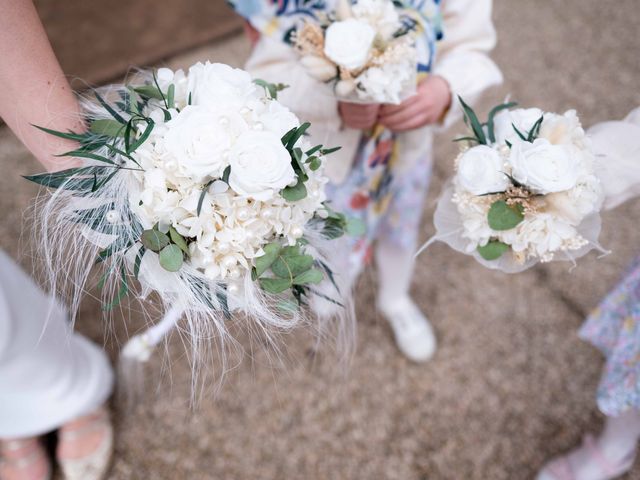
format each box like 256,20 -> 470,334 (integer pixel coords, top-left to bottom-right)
2,0 -> 640,478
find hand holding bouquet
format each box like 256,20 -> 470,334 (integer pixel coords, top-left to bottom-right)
293,0 -> 419,104
421,99 -> 607,272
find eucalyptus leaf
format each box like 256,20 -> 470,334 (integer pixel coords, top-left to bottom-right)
140,229 -> 170,252
477,240 -> 510,261
292,268 -> 323,285
271,254 -> 314,279
169,226 -> 190,255
254,243 -> 281,277
487,200 -> 524,231
259,277 -> 292,294
281,179 -> 307,201
159,244 -> 183,272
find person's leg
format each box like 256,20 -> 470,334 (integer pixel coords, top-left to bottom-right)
375,134 -> 436,362
375,240 -> 436,362
537,409 -> 640,480
0,251 -> 113,480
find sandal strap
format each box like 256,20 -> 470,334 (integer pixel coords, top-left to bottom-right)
1,438 -> 39,453
0,442 -> 48,470
58,410 -> 110,441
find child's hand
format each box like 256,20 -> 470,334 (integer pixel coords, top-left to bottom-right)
338,102 -> 380,130
378,76 -> 452,132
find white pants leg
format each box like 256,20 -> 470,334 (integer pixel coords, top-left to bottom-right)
0,250 -> 113,439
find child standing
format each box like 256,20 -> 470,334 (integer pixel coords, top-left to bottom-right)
232,0 -> 502,362
538,108 -> 640,480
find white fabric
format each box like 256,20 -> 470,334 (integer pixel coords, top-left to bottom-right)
0,250 -> 113,438
245,0 -> 503,184
590,107 -> 640,210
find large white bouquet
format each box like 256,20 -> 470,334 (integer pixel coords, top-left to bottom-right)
421,99 -> 607,273
27,62 -> 356,361
293,0 -> 418,104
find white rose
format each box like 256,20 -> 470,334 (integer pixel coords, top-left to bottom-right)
324,19 -> 376,70
187,62 -> 258,110
457,145 -> 509,195
509,138 -> 580,194
164,105 -> 248,181
352,0 -> 400,39
228,131 -> 296,201
493,108 -> 544,145
539,110 -> 587,147
259,101 -> 300,138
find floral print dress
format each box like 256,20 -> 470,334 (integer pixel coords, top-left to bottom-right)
231,0 -> 442,268
580,256 -> 640,416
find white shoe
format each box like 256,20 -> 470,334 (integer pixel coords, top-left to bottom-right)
378,296 -> 436,363
56,408 -> 113,480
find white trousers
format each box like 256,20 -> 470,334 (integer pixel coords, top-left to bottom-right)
0,250 -> 113,438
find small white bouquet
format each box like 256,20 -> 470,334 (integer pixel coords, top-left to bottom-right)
292,0 -> 418,104
421,99 -> 607,273
27,62 -> 357,360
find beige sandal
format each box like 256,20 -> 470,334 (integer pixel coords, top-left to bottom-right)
56,408 -> 113,480
0,438 -> 51,480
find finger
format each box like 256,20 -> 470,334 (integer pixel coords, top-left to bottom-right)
379,102 -> 426,126
378,97 -> 415,116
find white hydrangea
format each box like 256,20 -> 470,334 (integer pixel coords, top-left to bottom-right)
128,62 -> 329,280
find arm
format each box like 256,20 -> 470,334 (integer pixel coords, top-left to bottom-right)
432,0 -> 503,129
0,0 -> 83,172
379,0 -> 502,132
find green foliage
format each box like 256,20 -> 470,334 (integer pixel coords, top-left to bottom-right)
252,242 -> 325,296
159,244 -> 184,272
456,98 -> 519,145
281,178 -> 308,201
477,240 -> 510,261
253,79 -> 288,100
487,200 -> 524,231
90,119 -> 125,138
459,96 -> 487,145
169,226 -> 190,255
140,228 -> 170,252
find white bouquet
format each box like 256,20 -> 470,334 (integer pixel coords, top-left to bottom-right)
292,0 -> 418,104
420,99 -> 607,273
27,62 -> 357,361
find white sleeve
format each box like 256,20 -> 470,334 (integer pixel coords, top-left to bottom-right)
433,0 -> 503,130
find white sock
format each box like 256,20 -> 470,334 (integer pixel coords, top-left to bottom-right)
598,409 -> 640,464
375,241 -> 417,309
541,410 -> 640,480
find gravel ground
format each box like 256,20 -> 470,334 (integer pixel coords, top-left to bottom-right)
2,1 -> 640,478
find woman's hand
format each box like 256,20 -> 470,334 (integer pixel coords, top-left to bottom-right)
338,102 -> 381,130
378,75 -> 452,132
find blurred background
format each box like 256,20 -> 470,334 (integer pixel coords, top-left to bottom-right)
2,0 -> 640,478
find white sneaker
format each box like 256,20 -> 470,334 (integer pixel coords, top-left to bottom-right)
378,296 -> 436,363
